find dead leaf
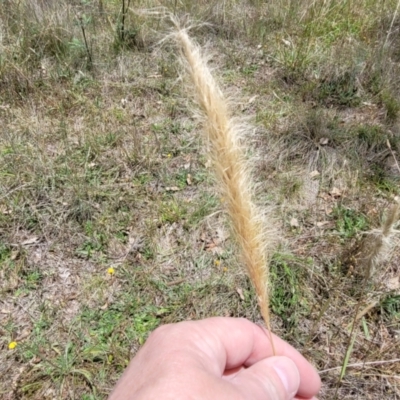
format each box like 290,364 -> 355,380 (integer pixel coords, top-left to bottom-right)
316,221 -> 329,228
206,245 -> 224,255
290,217 -> 299,227
165,186 -> 180,192
248,95 -> 258,103
16,329 -> 31,342
21,237 -> 39,246
236,287 -> 245,300
59,267 -> 72,282
0,205 -> 11,214
386,276 -> 400,290
330,187 -> 342,198
319,137 -> 329,145
216,228 -> 229,242
309,170 -> 320,178
325,207 -> 333,215
319,192 -> 331,201
355,301 -> 379,322
167,278 -> 185,286
186,174 -> 192,185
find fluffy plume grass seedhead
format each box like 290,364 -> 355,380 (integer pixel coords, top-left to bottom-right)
361,201 -> 400,280
173,25 -> 273,327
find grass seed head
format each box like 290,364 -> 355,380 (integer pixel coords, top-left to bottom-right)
172,21 -> 276,328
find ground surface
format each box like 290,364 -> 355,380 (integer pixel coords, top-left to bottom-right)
1,1 -> 400,399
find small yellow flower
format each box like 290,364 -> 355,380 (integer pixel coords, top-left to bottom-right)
223,267 -> 228,272
167,153 -> 172,158
107,267 -> 115,275
8,341 -> 17,350
214,260 -> 221,266
220,197 -> 225,203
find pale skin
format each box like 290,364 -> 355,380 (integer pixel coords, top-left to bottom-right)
109,317 -> 321,400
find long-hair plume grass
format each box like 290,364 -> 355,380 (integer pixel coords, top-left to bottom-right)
172,24 -> 273,328
361,200 -> 400,281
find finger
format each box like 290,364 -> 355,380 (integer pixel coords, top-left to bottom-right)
231,356 -> 300,400
171,317 -> 320,399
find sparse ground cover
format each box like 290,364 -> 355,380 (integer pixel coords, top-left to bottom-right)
0,0 -> 399,398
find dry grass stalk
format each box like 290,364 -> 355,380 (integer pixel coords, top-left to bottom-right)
361,201 -> 400,280
173,25 -> 272,327
384,0 -> 400,49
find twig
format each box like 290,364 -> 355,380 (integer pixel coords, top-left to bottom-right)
78,15 -> 93,69
320,358 -> 400,374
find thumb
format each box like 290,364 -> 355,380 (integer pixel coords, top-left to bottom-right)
231,356 -> 300,400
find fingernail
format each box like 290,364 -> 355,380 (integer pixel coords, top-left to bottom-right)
272,357 -> 300,399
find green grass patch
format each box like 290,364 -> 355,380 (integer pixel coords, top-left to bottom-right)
381,294 -> 400,320
270,253 -> 310,331
332,206 -> 369,240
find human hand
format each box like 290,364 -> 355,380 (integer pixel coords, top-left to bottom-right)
108,317 -> 321,400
